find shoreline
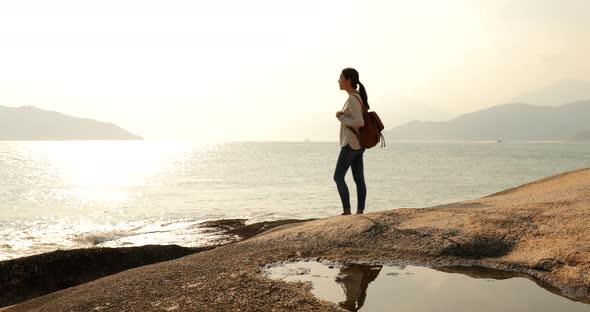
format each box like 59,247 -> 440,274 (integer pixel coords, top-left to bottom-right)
0,219 -> 311,308
4,168 -> 590,311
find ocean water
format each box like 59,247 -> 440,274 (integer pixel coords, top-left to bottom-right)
1,141 -> 589,261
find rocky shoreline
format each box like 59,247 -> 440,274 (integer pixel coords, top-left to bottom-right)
3,168 -> 590,311
0,245 -> 208,307
0,219 -> 310,308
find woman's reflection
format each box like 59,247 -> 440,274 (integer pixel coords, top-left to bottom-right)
335,264 -> 383,311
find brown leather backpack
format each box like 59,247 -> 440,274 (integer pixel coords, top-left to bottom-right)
347,94 -> 385,149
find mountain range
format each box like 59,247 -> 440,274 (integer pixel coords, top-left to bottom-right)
0,105 -> 142,141
509,80 -> 590,107
384,100 -> 590,141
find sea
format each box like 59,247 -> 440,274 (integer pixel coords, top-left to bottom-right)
1,141 -> 589,261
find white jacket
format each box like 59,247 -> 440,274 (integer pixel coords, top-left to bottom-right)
338,94 -> 365,150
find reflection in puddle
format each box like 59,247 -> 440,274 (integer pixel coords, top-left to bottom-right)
264,261 -> 590,312
336,264 -> 382,311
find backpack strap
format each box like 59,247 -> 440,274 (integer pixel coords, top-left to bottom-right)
343,93 -> 363,137
340,93 -> 363,111
347,126 -> 360,137
351,93 -> 362,107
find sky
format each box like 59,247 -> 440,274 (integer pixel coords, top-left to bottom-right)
1,0 -> 589,141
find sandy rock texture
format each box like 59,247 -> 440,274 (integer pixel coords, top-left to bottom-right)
0,245 -> 211,307
5,168 -> 590,311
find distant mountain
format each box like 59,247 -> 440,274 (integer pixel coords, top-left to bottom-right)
509,80 -> 590,107
277,93 -> 452,142
384,100 -> 590,141
0,106 -> 143,140
369,91 -> 453,128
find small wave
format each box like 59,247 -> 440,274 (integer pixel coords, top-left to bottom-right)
1,217 -> 232,260
71,231 -> 130,246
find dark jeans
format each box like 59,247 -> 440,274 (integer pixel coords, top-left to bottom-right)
334,144 -> 366,211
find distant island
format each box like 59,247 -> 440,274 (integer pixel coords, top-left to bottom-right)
384,99 -> 590,142
0,105 -> 143,141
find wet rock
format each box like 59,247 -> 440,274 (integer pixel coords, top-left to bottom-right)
533,258 -> 564,271
197,218 -> 314,243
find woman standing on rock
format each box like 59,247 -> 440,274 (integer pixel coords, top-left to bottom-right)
334,67 -> 368,215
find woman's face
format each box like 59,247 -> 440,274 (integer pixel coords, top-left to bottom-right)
338,74 -> 350,90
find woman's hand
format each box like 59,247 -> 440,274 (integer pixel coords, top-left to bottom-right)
336,111 -> 344,118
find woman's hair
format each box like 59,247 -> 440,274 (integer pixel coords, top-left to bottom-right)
341,67 -> 370,110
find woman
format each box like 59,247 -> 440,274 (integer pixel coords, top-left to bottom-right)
334,67 -> 369,215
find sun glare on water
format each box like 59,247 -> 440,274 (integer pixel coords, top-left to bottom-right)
24,141 -> 198,203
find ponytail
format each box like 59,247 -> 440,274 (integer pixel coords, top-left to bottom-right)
358,82 -> 369,110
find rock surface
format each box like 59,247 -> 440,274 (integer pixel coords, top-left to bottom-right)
0,245 -> 211,307
5,168 -> 590,311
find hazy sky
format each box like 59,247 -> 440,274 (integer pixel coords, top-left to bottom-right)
1,0 -> 589,141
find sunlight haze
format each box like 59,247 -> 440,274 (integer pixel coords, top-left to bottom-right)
1,0 -> 589,141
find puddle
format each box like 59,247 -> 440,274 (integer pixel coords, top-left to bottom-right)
264,261 -> 590,311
